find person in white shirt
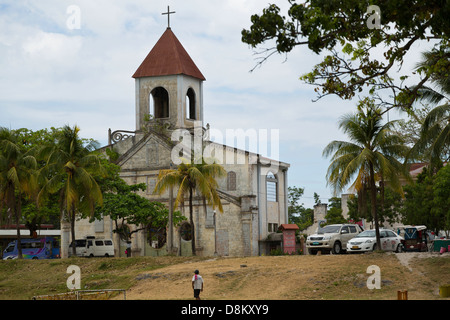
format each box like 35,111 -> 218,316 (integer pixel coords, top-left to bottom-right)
191,269 -> 204,300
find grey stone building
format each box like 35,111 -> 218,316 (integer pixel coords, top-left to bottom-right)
70,27 -> 290,257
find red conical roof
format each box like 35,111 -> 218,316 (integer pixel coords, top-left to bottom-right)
132,28 -> 205,81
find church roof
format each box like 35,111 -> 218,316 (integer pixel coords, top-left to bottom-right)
132,28 -> 206,81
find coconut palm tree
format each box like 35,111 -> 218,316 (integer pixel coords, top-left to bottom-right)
0,128 -> 38,259
323,100 -> 411,250
410,49 -> 450,167
38,125 -> 105,256
154,159 -> 226,255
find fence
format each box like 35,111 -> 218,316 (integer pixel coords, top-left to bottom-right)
32,289 -> 126,300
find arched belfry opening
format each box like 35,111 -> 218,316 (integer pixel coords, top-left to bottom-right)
133,27 -> 205,131
150,87 -> 169,119
186,88 -> 196,120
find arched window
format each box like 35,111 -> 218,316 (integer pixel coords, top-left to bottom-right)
150,87 -> 169,119
186,88 -> 196,120
227,171 -> 236,191
180,222 -> 192,241
266,172 -> 277,202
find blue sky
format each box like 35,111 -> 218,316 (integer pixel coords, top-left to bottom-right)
0,1 -> 424,208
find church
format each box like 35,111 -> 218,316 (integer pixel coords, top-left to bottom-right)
67,22 -> 290,258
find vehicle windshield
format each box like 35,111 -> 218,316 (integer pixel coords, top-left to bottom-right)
70,240 -> 86,248
355,230 -> 376,238
318,225 -> 341,234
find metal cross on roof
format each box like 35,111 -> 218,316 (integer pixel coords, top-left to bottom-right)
162,6 -> 175,28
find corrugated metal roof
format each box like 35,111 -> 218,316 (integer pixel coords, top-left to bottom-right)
132,28 -> 205,81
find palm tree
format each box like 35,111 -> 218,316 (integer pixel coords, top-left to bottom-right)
410,49 -> 450,167
38,125 -> 105,256
154,159 -> 226,255
323,100 -> 411,250
0,128 -> 38,259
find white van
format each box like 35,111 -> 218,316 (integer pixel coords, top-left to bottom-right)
69,237 -> 115,257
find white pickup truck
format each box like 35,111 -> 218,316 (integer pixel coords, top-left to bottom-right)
306,224 -> 364,254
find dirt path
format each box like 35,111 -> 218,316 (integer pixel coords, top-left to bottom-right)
124,253 -> 449,300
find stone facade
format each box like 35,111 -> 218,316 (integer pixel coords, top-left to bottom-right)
69,27 -> 290,258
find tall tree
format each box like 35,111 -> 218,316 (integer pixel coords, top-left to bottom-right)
323,100 -> 411,250
0,128 -> 38,259
38,125 -> 105,256
93,160 -> 186,248
410,49 -> 450,167
242,1 -> 449,112
154,160 -> 226,255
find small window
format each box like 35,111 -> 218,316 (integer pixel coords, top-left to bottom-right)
186,88 -> 196,120
268,223 -> 279,233
349,226 -> 357,233
266,172 -> 277,202
180,222 -> 192,241
150,87 -> 169,119
104,240 -> 113,246
95,240 -> 104,246
227,171 -> 236,191
386,231 -> 396,238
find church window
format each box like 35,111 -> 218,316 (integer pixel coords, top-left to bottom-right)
150,87 -> 169,119
180,222 -> 192,241
227,171 -> 236,191
268,223 -> 279,233
186,88 -> 196,120
266,172 -> 277,202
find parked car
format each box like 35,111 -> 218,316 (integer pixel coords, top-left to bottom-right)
69,237 -> 115,257
306,224 -> 364,254
347,229 -> 403,253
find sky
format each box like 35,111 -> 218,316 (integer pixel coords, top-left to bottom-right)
0,0 -> 427,208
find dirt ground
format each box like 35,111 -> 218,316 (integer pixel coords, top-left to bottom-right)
124,252 -> 450,300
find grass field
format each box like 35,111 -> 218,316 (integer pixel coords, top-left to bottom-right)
0,252 -> 448,300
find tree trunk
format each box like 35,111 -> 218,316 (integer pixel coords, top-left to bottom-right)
70,208 -> 77,256
189,187 -> 196,256
15,194 -> 23,259
369,163 -> 381,251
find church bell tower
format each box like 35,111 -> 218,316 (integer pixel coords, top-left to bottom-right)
132,26 -> 206,133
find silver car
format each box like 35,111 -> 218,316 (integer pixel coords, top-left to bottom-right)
347,229 -> 403,253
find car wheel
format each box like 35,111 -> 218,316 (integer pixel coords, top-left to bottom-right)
308,249 -> 317,255
332,241 -> 342,254
372,244 -> 377,251
395,244 -> 402,253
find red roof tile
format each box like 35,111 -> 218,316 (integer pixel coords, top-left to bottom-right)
132,28 -> 205,81
279,224 -> 299,231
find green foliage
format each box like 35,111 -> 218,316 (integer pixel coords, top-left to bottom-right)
399,165 -> 449,235
0,127 -> 38,258
287,186 -> 313,231
154,159 -> 226,255
346,187 -> 403,225
325,197 -> 346,224
242,0 -> 449,110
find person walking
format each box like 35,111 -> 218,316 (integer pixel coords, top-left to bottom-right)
192,270 -> 204,300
